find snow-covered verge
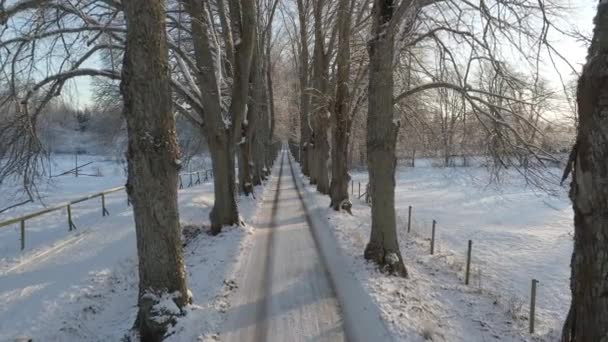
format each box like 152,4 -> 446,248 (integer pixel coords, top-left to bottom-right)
0,158 -> 271,341
349,165 -> 572,339
298,162 -> 571,341
167,175 -> 274,342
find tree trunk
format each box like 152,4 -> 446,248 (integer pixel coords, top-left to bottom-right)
265,25 -> 276,162
208,133 -> 240,233
237,141 -> 254,195
309,131 -> 318,184
183,0 -> 255,233
412,147 -> 416,167
311,0 -> 330,194
261,46 -> 273,177
253,41 -> 269,184
121,1 -> 189,339
238,18 -> 262,196
252,32 -> 267,185
296,0 -> 311,176
562,2 -> 608,340
364,0 -> 407,277
313,115 -> 330,193
329,0 -> 352,211
253,100 -> 267,184
217,0 -> 234,76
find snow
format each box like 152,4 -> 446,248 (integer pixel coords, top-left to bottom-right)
0,152 -> 573,341
390,165 -> 571,338
148,292 -> 182,324
299,159 -> 572,341
0,153 -> 271,341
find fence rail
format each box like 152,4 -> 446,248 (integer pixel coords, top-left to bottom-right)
0,169 -> 211,250
0,186 -> 125,229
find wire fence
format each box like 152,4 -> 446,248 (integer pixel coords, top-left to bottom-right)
350,183 -> 543,336
0,169 -> 213,251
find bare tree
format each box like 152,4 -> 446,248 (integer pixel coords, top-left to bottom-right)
308,0 -> 332,193
237,17 -> 259,196
121,0 -> 189,339
295,0 -> 312,176
561,1 -> 608,340
182,0 -> 256,233
329,0 -> 353,211
362,0 -> 573,274
0,0 -> 124,199
364,0 -> 409,276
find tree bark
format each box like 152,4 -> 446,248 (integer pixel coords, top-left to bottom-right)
253,38 -> 269,183
253,90 -> 268,185
252,27 -> 268,185
237,18 -> 261,196
296,0 -> 311,176
311,0 -> 330,194
364,0 -> 407,277
183,0 -> 255,233
562,2 -> 608,341
217,0 -> 235,76
121,1 -> 189,339
329,0 -> 352,211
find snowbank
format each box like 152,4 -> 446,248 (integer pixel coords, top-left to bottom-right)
0,159 -> 270,341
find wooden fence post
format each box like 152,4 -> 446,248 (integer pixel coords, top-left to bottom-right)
101,194 -> 109,216
351,180 -> 354,195
189,173 -> 193,187
407,206 -> 412,232
179,175 -> 183,189
196,171 -> 201,185
530,279 -> 538,334
430,220 -> 436,254
465,240 -> 472,285
67,205 -> 76,231
20,220 -> 25,250
358,182 -> 361,197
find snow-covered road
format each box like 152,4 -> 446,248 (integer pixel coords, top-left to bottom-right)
222,153 -> 345,341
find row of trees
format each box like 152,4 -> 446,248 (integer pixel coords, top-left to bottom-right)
0,0 -> 281,339
286,0 -> 574,276
286,0 -> 606,340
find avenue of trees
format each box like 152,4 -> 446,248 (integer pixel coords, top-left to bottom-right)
1,0 -> 607,340
0,0 -> 280,339
285,0 -> 576,275
284,0 -> 605,340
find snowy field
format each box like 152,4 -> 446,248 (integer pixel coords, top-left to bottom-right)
0,152 -> 573,341
329,160 -> 572,339
0,155 -> 126,221
0,153 -> 212,220
0,153 -> 264,341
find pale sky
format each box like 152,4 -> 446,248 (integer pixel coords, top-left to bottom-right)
547,1 -> 595,82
